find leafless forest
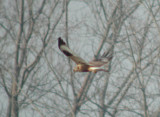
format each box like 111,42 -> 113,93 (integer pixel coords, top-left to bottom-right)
0,0 -> 160,117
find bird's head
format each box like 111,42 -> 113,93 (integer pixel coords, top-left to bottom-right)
73,64 -> 82,72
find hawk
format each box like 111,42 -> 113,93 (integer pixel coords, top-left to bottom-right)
58,37 -> 112,73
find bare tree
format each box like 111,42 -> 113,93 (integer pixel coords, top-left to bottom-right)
82,0 -> 160,117
0,0 -> 64,117
1,0 -> 160,117
48,0 -> 160,117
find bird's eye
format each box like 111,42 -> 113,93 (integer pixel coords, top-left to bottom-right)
77,65 -> 81,70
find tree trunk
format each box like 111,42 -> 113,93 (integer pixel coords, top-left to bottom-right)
11,95 -> 19,117
10,80 -> 19,117
6,98 -> 11,117
6,91 -> 19,117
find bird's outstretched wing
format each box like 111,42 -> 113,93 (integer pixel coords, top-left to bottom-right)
89,50 -> 113,67
58,37 -> 88,65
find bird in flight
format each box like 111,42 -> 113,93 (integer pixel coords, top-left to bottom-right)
58,37 -> 113,73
